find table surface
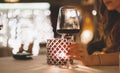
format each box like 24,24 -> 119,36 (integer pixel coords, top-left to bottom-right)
0,55 -> 119,73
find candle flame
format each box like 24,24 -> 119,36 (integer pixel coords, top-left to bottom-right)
56,51 -> 67,59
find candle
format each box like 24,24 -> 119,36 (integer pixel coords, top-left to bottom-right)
46,38 -> 73,65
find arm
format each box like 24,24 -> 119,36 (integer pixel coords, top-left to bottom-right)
68,43 -> 119,66
90,52 -> 119,66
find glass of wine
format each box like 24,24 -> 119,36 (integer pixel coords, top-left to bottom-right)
56,5 -> 82,69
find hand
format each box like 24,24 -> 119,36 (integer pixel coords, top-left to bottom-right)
67,43 -> 87,60
67,43 -> 93,66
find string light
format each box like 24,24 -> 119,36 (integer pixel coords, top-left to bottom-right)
92,10 -> 97,16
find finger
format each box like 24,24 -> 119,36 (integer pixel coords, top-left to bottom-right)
68,51 -> 85,58
68,43 -> 79,49
69,55 -> 81,60
68,49 -> 83,55
68,47 -> 85,54
68,43 -> 86,51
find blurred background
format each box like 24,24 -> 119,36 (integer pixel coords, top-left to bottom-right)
0,0 -> 98,57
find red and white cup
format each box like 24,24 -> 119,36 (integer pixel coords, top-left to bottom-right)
46,38 -> 73,65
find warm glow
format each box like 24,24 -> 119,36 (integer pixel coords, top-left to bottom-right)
81,30 -> 93,44
81,0 -> 95,5
80,13 -> 94,44
83,16 -> 94,30
4,0 -> 20,2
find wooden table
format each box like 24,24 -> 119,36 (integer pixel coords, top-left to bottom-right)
0,55 -> 119,73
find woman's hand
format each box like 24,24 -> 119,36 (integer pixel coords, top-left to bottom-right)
67,43 -> 93,66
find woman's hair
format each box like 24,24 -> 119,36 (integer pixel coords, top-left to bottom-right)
97,0 -> 120,35
88,0 -> 120,54
96,0 -> 120,53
